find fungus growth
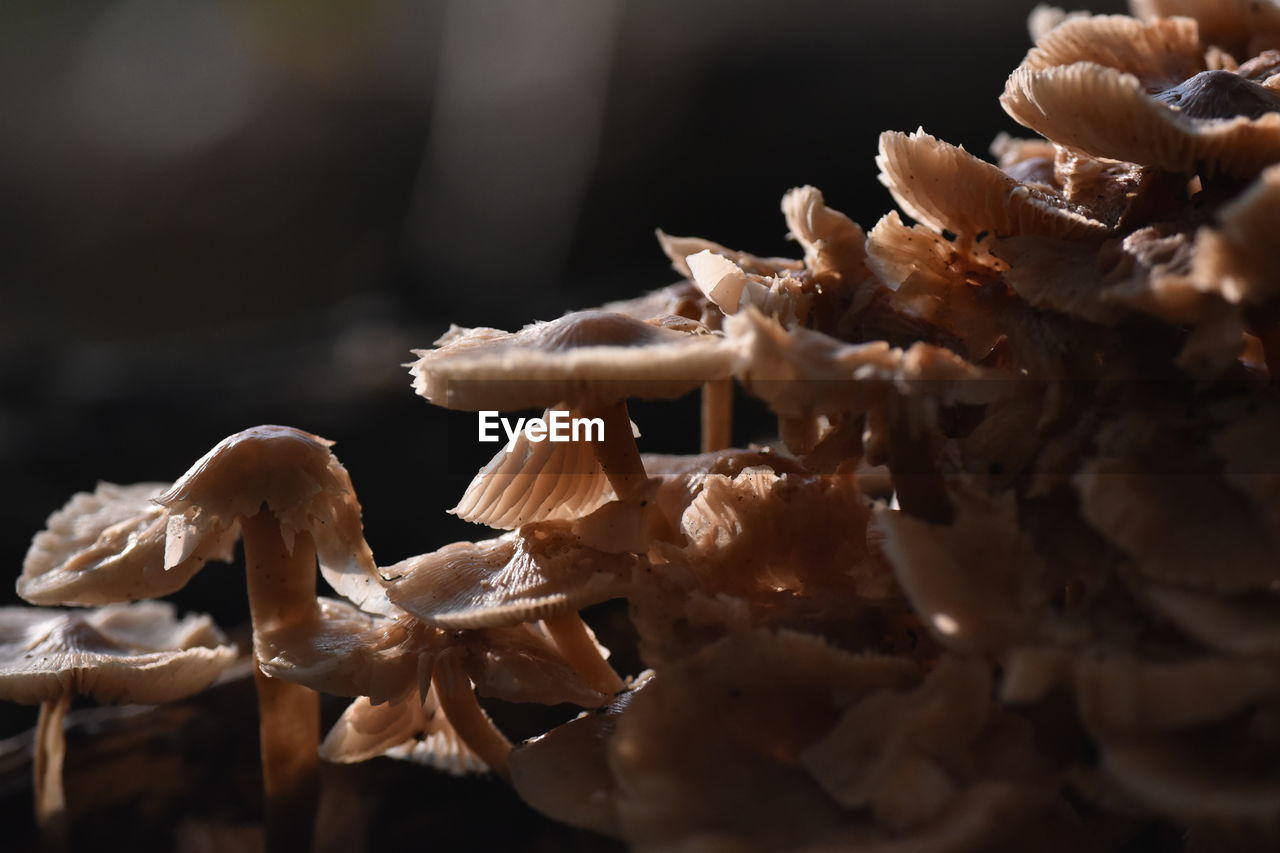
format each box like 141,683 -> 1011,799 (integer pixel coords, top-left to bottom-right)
12,1 -> 1280,851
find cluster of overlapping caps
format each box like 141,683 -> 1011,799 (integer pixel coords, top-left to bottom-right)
6,1 -> 1280,850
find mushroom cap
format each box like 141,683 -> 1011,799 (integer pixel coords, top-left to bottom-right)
19,481 -> 236,606
382,525 -> 637,629
779,185 -> 868,284
156,425 -> 390,617
0,601 -> 236,705
1142,584 -> 1280,654
458,624 -> 608,708
1019,14 -> 1205,87
877,129 -> 1109,240
450,405 -> 617,530
320,685 -> 487,774
409,310 -> 736,411
255,597 -> 423,704
1132,0 -> 1280,58
510,686 -> 644,838
1002,61 -> 1280,176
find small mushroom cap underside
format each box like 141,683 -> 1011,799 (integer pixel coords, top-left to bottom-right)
409,310 -> 736,411
255,597 -> 422,704
320,686 -> 488,775
685,250 -> 810,323
460,624 -> 608,708
877,129 -> 1109,240
1002,61 -> 1280,176
1019,14 -> 1204,87
451,406 -> 617,530
156,425 -> 391,617
0,601 -> 236,705
382,526 -> 637,629
876,484 -> 1042,655
19,481 -> 237,606
608,629 -> 920,850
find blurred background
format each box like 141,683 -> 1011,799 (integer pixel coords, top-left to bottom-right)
0,0 -> 1132,845
0,0 -> 1128,697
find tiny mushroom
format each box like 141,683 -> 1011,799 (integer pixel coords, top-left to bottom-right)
0,602 -> 235,840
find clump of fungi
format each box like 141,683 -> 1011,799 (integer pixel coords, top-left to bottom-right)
10,1 -> 1280,850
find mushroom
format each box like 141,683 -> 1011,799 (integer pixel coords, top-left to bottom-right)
0,602 -> 235,841
409,310 -> 736,504
380,525 -> 637,696
18,424 -> 386,851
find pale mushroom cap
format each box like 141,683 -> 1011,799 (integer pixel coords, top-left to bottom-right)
1132,0 -> 1280,57
779,185 -> 868,282
460,624 -> 608,708
0,601 -> 236,705
877,129 -> 1108,240
1019,14 -> 1204,85
409,310 -> 735,411
156,424 -> 391,617
1001,61 -> 1280,176
382,526 -> 637,629
655,229 -> 802,281
19,481 -> 237,606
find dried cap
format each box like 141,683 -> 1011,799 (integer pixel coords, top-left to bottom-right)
1002,61 -> 1280,176
156,425 -> 389,617
0,602 -> 235,705
19,482 -> 236,606
877,129 -> 1109,239
409,310 -> 735,411
382,526 -> 637,629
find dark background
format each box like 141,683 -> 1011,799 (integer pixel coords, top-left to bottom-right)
0,0 -> 1124,724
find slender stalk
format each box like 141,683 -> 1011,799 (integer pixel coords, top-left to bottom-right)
700,379 -> 733,453
34,691 -> 71,850
542,611 -> 625,696
432,652 -> 513,779
584,400 -> 650,500
242,510 -> 321,853
885,398 -> 953,525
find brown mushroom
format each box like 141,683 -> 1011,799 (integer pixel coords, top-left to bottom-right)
0,602 -> 235,842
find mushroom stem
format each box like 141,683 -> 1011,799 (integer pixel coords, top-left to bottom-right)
432,652 -> 513,779
34,690 -> 71,848
885,399 -> 953,525
242,510 -> 321,853
700,379 -> 733,453
542,612 -> 626,697
584,400 -> 650,500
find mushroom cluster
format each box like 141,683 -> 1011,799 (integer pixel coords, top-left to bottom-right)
10,1 -> 1280,850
